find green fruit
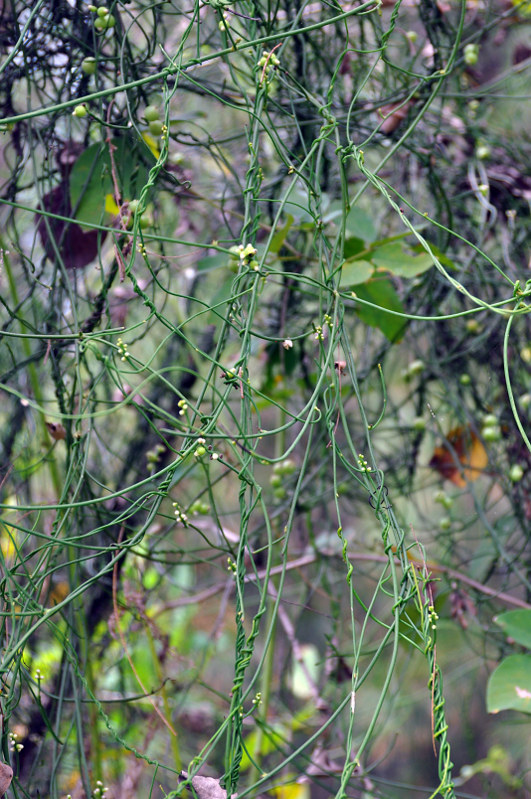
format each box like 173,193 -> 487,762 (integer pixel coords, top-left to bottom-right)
280,458 -> 296,475
73,104 -> 88,118
459,374 -> 471,386
412,416 -> 426,431
463,43 -> 479,66
97,6 -> 109,16
482,425 -> 501,442
148,119 -> 164,136
509,464 -> 524,483
439,517 -> 451,531
465,319 -> 480,333
94,12 -> 114,30
476,144 -> 491,160
128,199 -> 140,215
81,57 -> 97,75
144,105 -> 161,122
482,414 -> 498,427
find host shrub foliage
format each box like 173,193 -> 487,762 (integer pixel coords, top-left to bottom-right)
0,0 -> 530,798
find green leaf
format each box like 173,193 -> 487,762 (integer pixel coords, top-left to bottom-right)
346,206 -> 377,242
352,278 -> 407,342
196,253 -> 230,272
343,236 -> 366,259
411,243 -> 455,270
486,654 -> 531,714
340,259 -> 373,287
270,215 -> 294,253
494,610 -> 531,649
371,241 -> 434,277
69,137 -> 154,229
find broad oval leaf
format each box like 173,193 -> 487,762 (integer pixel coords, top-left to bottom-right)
352,278 -> 406,342
371,241 -> 434,277
346,206 -> 377,242
487,654 -> 531,714
340,259 -> 373,287
494,610 -> 531,649
69,137 -> 154,230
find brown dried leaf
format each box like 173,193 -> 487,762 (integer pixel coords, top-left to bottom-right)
37,183 -> 105,270
378,101 -> 413,134
428,426 -> 488,487
0,762 -> 13,797
179,772 -> 229,799
46,421 -> 67,441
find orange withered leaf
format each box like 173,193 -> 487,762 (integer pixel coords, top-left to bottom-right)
429,426 -> 488,487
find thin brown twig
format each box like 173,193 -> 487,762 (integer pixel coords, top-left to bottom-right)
151,550 -> 531,616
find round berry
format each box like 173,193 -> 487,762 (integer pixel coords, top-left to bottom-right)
463,43 -> 479,66
81,57 -> 97,75
73,104 -> 88,118
482,425 -> 501,442
509,464 -> 524,483
148,119 -> 164,136
144,105 -> 161,122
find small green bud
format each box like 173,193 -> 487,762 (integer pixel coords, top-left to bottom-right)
412,416 -> 426,431
459,374 -> 471,386
521,346 -> 531,364
476,143 -> 491,160
439,517 -> 451,531
465,318 -> 481,333
408,359 -> 425,376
